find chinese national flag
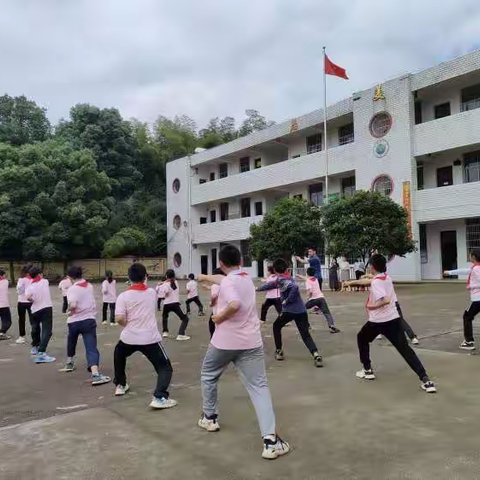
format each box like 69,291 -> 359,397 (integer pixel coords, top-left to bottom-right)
325,55 -> 349,80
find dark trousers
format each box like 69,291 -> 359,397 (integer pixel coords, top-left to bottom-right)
17,302 -> 33,337
463,301 -> 480,342
209,314 -> 216,338
62,296 -> 68,314
260,298 -> 282,321
102,302 -> 116,323
162,303 -> 189,335
114,340 -> 173,399
186,296 -> 204,314
317,277 -> 323,291
305,298 -> 335,328
157,298 -> 163,311
273,311 -> 319,355
0,307 -> 12,334
395,301 -> 416,340
31,307 -> 53,353
67,318 -> 99,369
355,270 -> 363,280
357,318 -> 428,381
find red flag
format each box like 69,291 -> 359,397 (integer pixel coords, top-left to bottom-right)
325,55 -> 349,80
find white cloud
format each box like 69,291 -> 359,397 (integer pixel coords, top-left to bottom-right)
0,0 -> 479,128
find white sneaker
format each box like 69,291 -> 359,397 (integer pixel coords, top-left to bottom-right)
412,337 -> 419,345
375,334 -> 383,340
356,368 -> 376,380
176,335 -> 191,341
459,341 -> 475,351
115,384 -> 130,396
198,415 -> 220,432
162,332 -> 169,338
262,436 -> 291,460
102,321 -> 108,325
149,397 -> 178,409
15,336 -> 26,344
421,381 -> 437,393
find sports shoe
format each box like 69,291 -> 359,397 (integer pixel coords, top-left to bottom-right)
149,397 -> 178,409
15,336 -> 26,344
375,335 -> 383,340
162,331 -> 169,338
314,355 -> 323,368
199,312 -> 206,317
102,321 -> 108,325
262,435 -> 291,460
0,333 -> 12,341
459,341 -> 475,351
421,381 -> 437,393
275,349 -> 284,361
92,374 -> 111,386
59,361 -> 75,372
356,368 -> 376,380
412,337 -> 419,345
176,335 -> 191,341
198,414 -> 220,432
329,327 -> 341,334
30,347 -> 39,355
35,352 -> 56,363
115,384 -> 130,396
110,322 -> 117,326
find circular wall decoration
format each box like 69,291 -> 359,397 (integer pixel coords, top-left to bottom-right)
372,174 -> 393,197
173,215 -> 181,230
369,112 -> 392,138
373,139 -> 389,158
173,252 -> 182,268
172,178 -> 181,193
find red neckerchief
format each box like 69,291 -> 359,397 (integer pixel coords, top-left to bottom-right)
231,270 -> 249,277
31,276 -> 42,283
75,280 -> 89,288
129,283 -> 148,291
366,273 -> 388,309
26,274 -> 32,280
467,263 -> 480,289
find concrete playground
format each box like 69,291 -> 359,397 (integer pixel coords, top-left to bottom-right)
0,281 -> 480,480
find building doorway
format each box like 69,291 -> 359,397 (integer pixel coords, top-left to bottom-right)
200,255 -> 208,275
257,258 -> 264,278
441,230 -> 457,276
211,248 -> 217,272
437,166 -> 453,187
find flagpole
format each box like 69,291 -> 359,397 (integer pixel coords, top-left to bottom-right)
323,46 -> 329,205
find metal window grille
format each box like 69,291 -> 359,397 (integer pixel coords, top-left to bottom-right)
307,134 -> 322,154
466,218 -> 480,258
369,113 -> 392,138
339,123 -> 354,145
372,176 -> 393,196
464,151 -> 480,184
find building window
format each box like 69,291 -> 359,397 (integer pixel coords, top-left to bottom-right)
240,240 -> 252,267
219,163 -> 228,179
173,253 -> 182,268
369,112 -> 392,138
255,201 -> 263,216
210,172 -> 215,181
293,194 -> 303,199
464,151 -> 480,184
306,133 -> 322,154
210,210 -> 216,223
341,176 -> 356,198
240,157 -> 250,173
173,215 -> 181,230
466,218 -> 480,258
434,102 -> 451,119
241,198 -> 251,218
220,202 -> 229,221
372,175 -> 393,196
200,217 -> 207,224
254,158 -> 261,169
461,84 -> 480,112
417,163 -> 424,190
338,123 -> 354,145
414,101 -> 422,125
309,183 -> 323,206
199,178 -> 207,184
419,224 -> 428,264
172,178 -> 181,193
292,154 -> 301,159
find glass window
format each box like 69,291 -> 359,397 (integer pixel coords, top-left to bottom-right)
255,201 -> 263,216
173,215 -> 181,230
173,253 -> 182,268
309,183 -> 323,206
240,240 -> 252,267
464,151 -> 480,184
461,84 -> 480,112
306,134 -> 322,154
219,163 -> 228,179
210,172 -> 215,181
254,158 -> 261,169
240,157 -> 250,173
341,176 -> 356,198
419,224 -> 428,263
372,175 -> 393,196
172,178 -> 181,193
200,217 -> 207,224
466,218 -> 480,258
417,164 -> 424,190
210,210 -> 216,223
414,101 -> 422,125
369,112 -> 392,138
241,198 -> 251,218
338,123 -> 354,145
293,194 -> 303,199
434,102 -> 451,119
220,202 -> 229,221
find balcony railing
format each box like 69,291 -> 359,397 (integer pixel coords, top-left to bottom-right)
461,98 -> 480,112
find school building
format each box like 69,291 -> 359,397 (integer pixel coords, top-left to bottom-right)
166,50 -> 480,281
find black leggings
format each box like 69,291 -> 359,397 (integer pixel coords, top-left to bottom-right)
357,318 -> 428,381
273,311 -> 319,356
260,298 -> 282,321
0,307 -> 12,334
17,302 -> 32,337
162,303 -> 189,335
31,307 -> 53,353
62,296 -> 68,314
463,301 -> 480,342
209,314 -> 216,338
395,301 -> 417,340
186,296 -> 204,314
157,298 -> 163,311
102,302 -> 116,323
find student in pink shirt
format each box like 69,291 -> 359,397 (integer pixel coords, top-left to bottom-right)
162,269 -> 190,341
25,266 -> 55,363
0,269 -> 12,341
185,273 -> 205,316
16,265 -> 33,344
58,276 -> 73,314
197,245 -> 290,461
155,275 -> 167,312
113,263 -> 177,410
101,270 -> 117,325
259,266 -> 282,322
59,266 -> 110,385
356,254 -> 436,393
202,268 -> 226,338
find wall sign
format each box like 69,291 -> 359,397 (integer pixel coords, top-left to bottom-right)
290,118 -> 299,133
373,84 -> 385,101
373,139 -> 389,157
403,181 -> 412,237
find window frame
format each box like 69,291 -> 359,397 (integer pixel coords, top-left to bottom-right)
219,163 -> 228,179
371,174 -> 394,197
254,201 -> 263,216
369,112 -> 393,138
338,123 -> 354,145
240,157 -> 250,173
240,197 -> 251,218
306,133 -> 323,154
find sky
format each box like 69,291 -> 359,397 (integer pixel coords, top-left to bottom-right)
1,0 -> 480,130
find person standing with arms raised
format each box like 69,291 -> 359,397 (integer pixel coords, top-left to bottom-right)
296,247 -> 323,290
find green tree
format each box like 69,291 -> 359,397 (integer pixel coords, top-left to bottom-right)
102,226 -> 148,258
322,190 -> 416,261
238,109 -> 274,137
0,94 -> 51,145
153,115 -> 198,161
250,197 -> 323,261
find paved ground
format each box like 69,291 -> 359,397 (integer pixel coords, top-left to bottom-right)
1,281 -> 480,479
